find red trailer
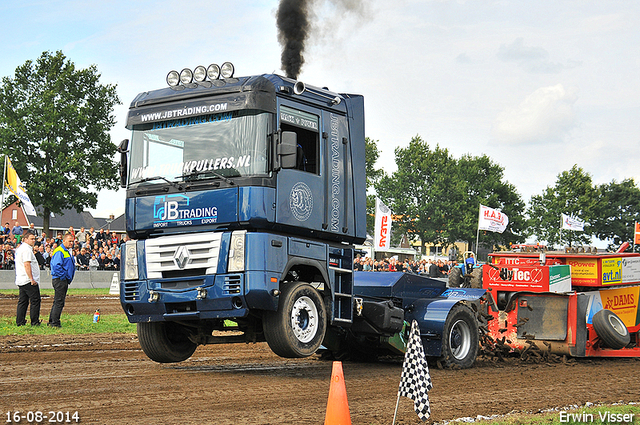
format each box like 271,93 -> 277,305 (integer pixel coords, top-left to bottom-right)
481,248 -> 640,358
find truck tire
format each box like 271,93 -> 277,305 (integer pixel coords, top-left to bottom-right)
439,304 -> 478,368
448,267 -> 462,287
593,309 -> 630,349
137,322 -> 197,363
263,282 -> 327,358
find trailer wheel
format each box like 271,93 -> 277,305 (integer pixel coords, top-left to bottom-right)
439,304 -> 479,368
137,322 -> 197,363
263,282 -> 327,358
448,267 -> 462,287
593,309 -> 630,349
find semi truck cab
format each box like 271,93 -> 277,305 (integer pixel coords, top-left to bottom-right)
119,63 -> 366,362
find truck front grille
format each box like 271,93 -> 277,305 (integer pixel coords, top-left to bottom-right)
146,232 -> 222,279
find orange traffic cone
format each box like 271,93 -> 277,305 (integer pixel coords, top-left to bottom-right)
324,361 -> 351,425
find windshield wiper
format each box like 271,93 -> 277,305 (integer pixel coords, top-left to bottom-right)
177,170 -> 236,185
135,175 -> 181,189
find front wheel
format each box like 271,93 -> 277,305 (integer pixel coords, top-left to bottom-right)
439,304 -> 479,368
137,322 -> 197,363
263,282 -> 327,358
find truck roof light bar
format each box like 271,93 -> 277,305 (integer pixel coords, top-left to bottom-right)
166,62 -> 235,88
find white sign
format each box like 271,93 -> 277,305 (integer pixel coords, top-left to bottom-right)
622,257 -> 640,284
478,205 -> 508,233
109,273 -> 120,295
561,213 -> 585,231
374,198 -> 392,251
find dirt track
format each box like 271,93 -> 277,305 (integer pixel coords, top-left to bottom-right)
2,295 -> 640,424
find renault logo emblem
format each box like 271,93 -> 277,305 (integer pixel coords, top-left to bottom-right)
174,245 -> 190,269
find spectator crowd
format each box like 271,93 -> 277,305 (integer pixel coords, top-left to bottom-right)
353,256 -> 462,278
0,222 -> 126,272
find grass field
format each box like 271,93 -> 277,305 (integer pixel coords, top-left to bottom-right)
471,403 -> 639,424
0,288 -> 135,335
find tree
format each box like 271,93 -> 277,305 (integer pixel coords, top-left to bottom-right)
591,179 -> 640,251
365,137 -> 383,237
374,136 -> 525,257
376,136 -> 465,255
457,154 -> 526,249
526,165 -> 596,247
0,51 -> 121,236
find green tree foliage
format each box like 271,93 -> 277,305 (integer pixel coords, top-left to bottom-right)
458,154 -> 526,248
365,137 -> 383,236
591,179 -> 640,251
527,165 -> 596,247
375,136 -> 522,254
0,51 -> 120,235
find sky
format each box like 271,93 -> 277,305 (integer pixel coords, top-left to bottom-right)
1,0 -> 639,230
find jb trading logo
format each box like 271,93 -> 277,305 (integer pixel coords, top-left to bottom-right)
154,194 -> 190,221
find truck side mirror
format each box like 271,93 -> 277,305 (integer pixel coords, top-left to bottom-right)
118,139 -> 129,188
278,131 -> 298,169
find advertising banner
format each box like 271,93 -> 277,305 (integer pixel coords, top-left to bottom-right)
566,258 -> 598,285
549,265 -> 572,293
622,256 -> 640,284
601,257 -> 622,286
374,198 -> 391,251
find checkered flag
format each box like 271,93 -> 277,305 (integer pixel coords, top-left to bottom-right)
397,320 -> 432,421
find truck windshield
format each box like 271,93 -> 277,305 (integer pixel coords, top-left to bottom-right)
128,110 -> 271,184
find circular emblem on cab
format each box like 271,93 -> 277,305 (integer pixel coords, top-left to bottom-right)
290,182 -> 313,222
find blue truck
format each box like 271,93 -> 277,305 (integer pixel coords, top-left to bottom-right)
118,63 -> 485,368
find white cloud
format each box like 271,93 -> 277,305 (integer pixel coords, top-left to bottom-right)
492,84 -> 579,145
497,37 -> 581,74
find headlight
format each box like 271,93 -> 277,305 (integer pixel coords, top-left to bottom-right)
221,62 -> 235,79
166,70 -> 180,87
207,63 -> 220,80
193,65 -> 207,82
124,240 -> 139,281
228,230 -> 246,272
179,68 -> 193,85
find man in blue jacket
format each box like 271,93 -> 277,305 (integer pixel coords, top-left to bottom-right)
48,233 -> 75,328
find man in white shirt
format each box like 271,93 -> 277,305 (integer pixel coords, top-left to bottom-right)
15,230 -> 41,326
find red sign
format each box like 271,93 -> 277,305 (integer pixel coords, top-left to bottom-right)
483,264 -> 550,292
635,222 -> 640,245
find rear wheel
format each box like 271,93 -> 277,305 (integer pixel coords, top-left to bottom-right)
448,267 -> 462,287
263,282 -> 327,358
593,309 -> 630,349
137,322 -> 197,363
467,267 -> 483,288
439,304 -> 478,368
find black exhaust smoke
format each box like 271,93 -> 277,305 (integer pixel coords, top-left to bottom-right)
277,0 -> 313,80
276,0 -> 371,80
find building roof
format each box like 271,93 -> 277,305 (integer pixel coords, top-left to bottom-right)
2,201 -> 125,233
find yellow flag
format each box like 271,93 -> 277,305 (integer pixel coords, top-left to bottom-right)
4,157 -> 37,216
